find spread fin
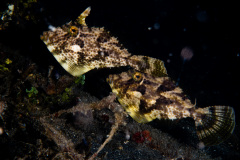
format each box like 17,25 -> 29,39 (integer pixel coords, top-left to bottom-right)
195,106 -> 235,146
129,55 -> 167,77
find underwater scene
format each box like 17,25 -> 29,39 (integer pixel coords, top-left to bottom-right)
0,0 -> 240,159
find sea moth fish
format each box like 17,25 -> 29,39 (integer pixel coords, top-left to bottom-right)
41,7 -> 167,77
107,69 -> 235,146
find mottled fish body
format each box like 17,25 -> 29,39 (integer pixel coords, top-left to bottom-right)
107,69 -> 235,146
41,7 -> 167,77
41,7 -> 235,146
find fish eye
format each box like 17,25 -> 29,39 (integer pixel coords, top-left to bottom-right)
69,26 -> 78,36
133,72 -> 142,81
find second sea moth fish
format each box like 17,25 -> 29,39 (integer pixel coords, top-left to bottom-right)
40,7 -> 167,77
107,69 -> 235,146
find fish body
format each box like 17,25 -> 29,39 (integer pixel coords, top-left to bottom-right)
41,7 -> 235,146
41,7 -> 167,77
107,69 -> 235,146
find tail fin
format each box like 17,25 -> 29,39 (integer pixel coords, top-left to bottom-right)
128,55 -> 168,77
195,106 -> 235,146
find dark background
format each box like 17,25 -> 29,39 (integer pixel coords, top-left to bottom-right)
1,0 -> 240,159
45,0 -> 240,156
42,0 -> 240,157
39,0 -> 240,108
39,0 -> 240,126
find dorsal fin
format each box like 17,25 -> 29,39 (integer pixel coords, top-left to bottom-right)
76,6 -> 91,26
129,55 -> 167,77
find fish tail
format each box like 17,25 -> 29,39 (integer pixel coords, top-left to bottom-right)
194,106 -> 235,146
129,55 -> 168,77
